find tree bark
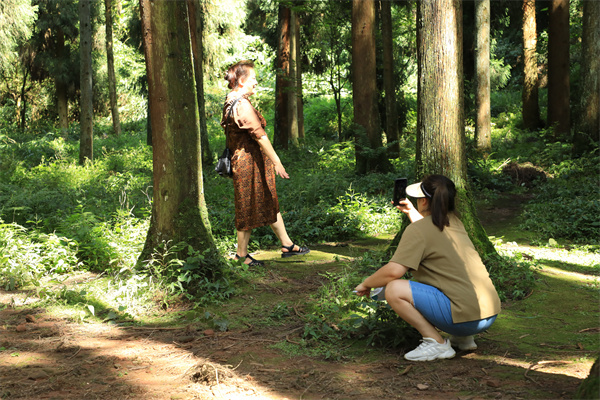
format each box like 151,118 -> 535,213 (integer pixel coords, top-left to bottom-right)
296,12 -> 305,140
187,0 -> 212,166
19,66 -> 29,132
288,8 -> 299,146
352,0 -> 387,174
55,28 -> 69,135
105,0 -> 121,136
274,4 -> 291,150
138,0 -> 219,271
475,0 -> 491,153
572,0 -> 600,156
522,0 -> 541,131
416,0 -> 496,256
381,0 -> 400,157
79,0 -> 94,164
547,0 -> 570,139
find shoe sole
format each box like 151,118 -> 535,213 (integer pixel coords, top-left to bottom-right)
281,250 -> 310,258
456,345 -> 477,351
404,350 -> 456,362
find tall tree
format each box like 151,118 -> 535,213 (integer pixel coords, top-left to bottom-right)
313,0 -> 352,141
0,0 -> 37,129
380,0 -> 400,157
29,0 -> 79,134
187,0 -> 211,166
352,0 -> 388,174
474,0 -> 491,153
547,0 -> 570,138
79,0 -> 94,164
105,0 -> 121,135
417,0 -> 495,256
572,0 -> 600,156
522,0 -> 541,131
274,4 -> 291,150
288,8 -> 299,146
295,11 -> 305,140
138,0 -> 220,269
0,0 -> 37,73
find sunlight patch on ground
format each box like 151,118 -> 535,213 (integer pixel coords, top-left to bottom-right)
471,354 -> 594,380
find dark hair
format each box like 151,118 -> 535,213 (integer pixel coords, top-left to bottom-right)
224,60 -> 255,89
421,174 -> 456,231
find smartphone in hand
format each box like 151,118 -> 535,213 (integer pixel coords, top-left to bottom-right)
393,178 -> 408,206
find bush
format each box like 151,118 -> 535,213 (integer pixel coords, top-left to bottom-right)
520,155 -> 600,245
0,220 -> 79,290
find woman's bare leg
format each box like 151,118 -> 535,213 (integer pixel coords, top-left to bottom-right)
269,212 -> 301,252
236,229 -> 253,264
385,279 -> 444,343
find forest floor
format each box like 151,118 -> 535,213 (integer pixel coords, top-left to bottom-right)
1,194 -> 598,400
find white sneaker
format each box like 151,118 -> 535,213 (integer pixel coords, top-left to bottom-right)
450,335 -> 478,351
404,338 -> 456,361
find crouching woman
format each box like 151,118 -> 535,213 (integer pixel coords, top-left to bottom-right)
354,175 -> 501,361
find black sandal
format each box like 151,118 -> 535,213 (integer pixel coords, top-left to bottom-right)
235,254 -> 264,266
281,243 -> 310,258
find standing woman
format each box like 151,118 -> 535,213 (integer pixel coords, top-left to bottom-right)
355,175 -> 501,361
221,60 -> 309,266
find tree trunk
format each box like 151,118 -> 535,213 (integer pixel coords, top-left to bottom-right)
547,0 -> 570,139
55,29 -> 69,135
288,9 -> 299,146
475,0 -> 491,153
352,0 -> 387,174
140,0 -> 152,147
274,4 -> 291,150
296,12 -> 305,140
19,66 -> 29,132
522,0 -> 541,131
187,0 -> 212,166
572,0 -> 600,156
79,0 -> 94,164
138,0 -> 219,271
416,0 -> 496,256
105,0 -> 121,136
381,0 -> 400,157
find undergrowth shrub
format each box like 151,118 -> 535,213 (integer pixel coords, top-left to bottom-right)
141,240 -> 238,305
0,220 -> 79,290
299,252 -> 420,358
57,207 -> 148,272
300,244 -> 538,357
520,154 -> 600,245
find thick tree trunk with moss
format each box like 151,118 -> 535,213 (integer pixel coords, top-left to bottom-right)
79,0 -> 93,164
138,0 -> 219,270
352,0 -> 388,174
522,0 -> 541,131
413,0 -> 496,257
575,356 -> 599,399
187,0 -> 211,166
572,0 -> 600,156
474,0 -> 491,153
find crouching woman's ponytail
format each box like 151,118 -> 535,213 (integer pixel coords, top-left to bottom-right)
421,175 -> 456,231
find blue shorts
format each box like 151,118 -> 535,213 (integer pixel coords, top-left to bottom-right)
409,281 -> 497,336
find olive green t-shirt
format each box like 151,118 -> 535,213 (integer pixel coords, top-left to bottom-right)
390,213 -> 501,324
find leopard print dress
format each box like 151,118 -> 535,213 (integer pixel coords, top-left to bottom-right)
220,93 -> 279,231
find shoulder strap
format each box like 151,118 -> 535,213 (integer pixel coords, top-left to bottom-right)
227,97 -> 243,120
224,97 -> 243,140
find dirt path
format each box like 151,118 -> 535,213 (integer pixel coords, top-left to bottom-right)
1,201 -> 598,399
